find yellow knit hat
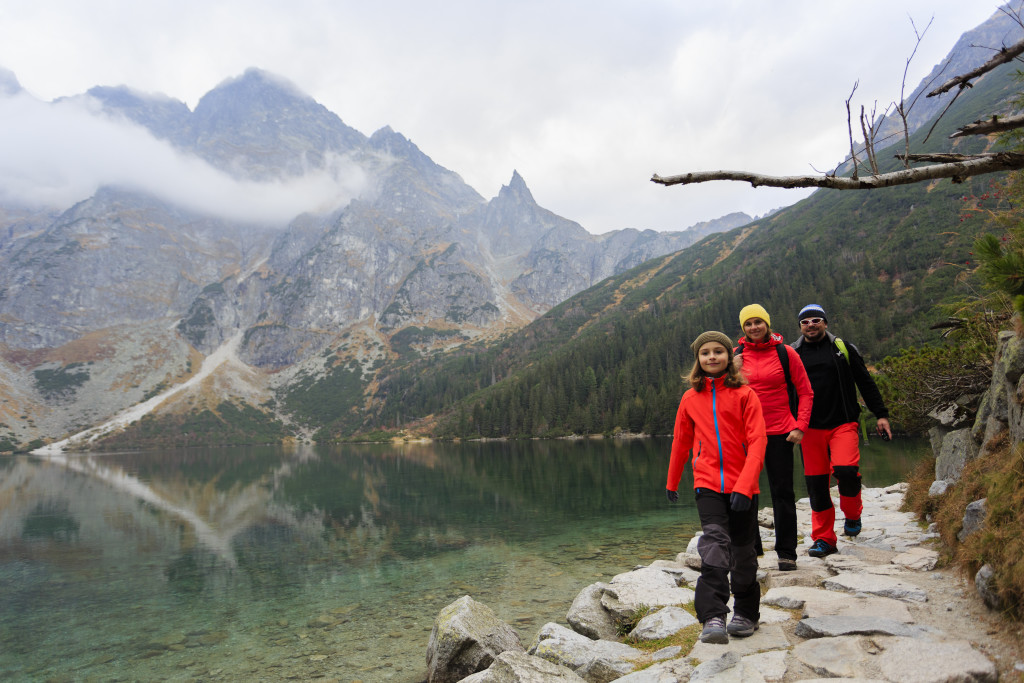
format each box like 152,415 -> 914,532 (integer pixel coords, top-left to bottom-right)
739,303 -> 771,328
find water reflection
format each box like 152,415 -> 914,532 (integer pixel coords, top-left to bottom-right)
0,437 -> 927,681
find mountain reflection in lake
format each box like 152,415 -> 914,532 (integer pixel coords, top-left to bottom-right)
0,437 -> 926,681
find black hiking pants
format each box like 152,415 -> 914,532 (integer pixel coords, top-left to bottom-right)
764,434 -> 798,561
693,488 -> 760,623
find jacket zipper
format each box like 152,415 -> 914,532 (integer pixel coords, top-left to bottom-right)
711,380 -> 725,492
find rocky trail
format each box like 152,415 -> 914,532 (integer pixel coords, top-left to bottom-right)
425,484 -> 1024,682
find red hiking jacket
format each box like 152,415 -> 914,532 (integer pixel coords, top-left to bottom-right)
666,376 -> 767,498
736,333 -> 814,435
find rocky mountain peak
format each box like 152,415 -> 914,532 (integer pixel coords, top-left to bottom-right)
0,66 -> 22,97
85,85 -> 192,142
186,67 -> 367,179
500,170 -> 535,205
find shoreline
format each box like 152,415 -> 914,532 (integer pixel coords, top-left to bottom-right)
427,483 -> 1024,681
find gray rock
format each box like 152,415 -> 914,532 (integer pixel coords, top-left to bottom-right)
645,560 -> 700,586
566,583 -> 618,641
690,651 -> 766,682
649,645 -> 682,661
763,586 -> 914,622
935,428 -> 977,483
792,635 -> 874,678
613,657 -> 694,682
688,623 -> 790,660
795,615 -> 928,638
971,391 -> 991,442
627,605 -> 698,641
958,498 -> 987,543
875,635 -> 998,682
975,563 -> 1003,610
426,595 -> 525,683
1000,331 -> 1024,384
528,622 -> 644,681
460,651 -> 586,682
929,425 -> 951,458
599,567 -> 695,624
741,650 -> 788,682
675,551 -> 703,570
822,571 -> 928,602
892,547 -> 939,572
929,479 -> 951,497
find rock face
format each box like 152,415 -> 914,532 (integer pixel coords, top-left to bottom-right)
425,595 -> 525,683
0,67 -> 748,445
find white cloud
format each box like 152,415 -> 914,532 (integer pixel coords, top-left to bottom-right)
0,0 -> 1010,233
0,93 -> 367,224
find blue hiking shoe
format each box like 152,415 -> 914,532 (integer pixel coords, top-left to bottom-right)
843,518 -> 862,537
807,539 -> 838,558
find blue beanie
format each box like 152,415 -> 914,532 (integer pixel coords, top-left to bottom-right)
798,304 -> 827,321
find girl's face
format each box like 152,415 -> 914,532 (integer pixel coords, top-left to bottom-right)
743,317 -> 768,343
698,342 -> 730,376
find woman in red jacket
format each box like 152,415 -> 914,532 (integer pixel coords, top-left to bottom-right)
735,304 -> 813,571
665,330 -> 767,644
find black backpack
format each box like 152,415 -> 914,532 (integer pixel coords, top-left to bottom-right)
734,343 -> 798,417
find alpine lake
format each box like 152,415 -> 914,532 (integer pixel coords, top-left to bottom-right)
0,436 -> 927,682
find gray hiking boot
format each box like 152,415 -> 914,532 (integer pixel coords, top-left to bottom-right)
727,614 -> 759,637
699,615 -> 728,644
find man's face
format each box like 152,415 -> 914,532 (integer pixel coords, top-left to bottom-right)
800,316 -> 827,342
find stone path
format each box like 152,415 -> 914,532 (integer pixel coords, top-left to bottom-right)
621,483 -> 1016,682
430,484 -> 1024,682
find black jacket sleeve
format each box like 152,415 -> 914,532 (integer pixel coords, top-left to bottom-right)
846,342 -> 889,419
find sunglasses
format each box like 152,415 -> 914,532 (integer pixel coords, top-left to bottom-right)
800,317 -> 824,326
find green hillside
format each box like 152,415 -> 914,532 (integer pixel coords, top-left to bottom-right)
348,62 -> 1020,441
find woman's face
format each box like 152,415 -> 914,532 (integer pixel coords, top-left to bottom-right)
698,342 -> 730,375
743,317 -> 769,343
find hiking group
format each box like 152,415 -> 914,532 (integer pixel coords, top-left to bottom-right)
664,303 -> 892,645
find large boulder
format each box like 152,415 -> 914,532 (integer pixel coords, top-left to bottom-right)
460,651 -> 586,682
958,498 -> 988,543
565,582 -> 618,640
935,427 -> 978,483
426,595 -> 525,683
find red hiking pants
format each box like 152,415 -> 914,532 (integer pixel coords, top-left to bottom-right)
801,422 -> 862,546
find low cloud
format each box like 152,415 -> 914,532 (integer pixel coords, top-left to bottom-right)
0,92 -> 368,224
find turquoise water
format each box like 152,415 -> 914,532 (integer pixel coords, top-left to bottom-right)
0,437 -> 926,681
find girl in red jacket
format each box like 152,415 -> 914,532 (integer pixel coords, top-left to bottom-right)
735,304 -> 813,571
665,330 -> 767,644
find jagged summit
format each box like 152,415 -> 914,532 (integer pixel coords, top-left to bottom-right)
0,66 -> 22,97
500,170 -> 536,204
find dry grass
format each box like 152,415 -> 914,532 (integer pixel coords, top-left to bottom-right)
905,438 -> 1024,620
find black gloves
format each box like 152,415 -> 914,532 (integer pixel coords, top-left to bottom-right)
729,491 -> 751,512
665,489 -> 679,503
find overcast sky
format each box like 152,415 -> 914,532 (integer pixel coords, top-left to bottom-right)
0,1 -> 1012,233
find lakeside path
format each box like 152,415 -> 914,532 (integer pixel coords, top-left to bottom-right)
623,483 -> 1024,682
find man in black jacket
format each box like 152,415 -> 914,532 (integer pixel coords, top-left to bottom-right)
792,304 -> 892,558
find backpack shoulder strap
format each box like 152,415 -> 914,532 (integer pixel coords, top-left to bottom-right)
834,337 -> 850,363
777,344 -> 798,417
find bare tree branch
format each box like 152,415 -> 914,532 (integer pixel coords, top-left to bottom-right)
927,37 -> 1024,96
952,112 -> 1024,137
846,83 -> 860,180
651,152 -> 1024,190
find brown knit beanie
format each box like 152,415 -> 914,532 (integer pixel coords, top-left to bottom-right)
690,330 -> 734,357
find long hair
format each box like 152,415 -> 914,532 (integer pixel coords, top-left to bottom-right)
687,354 -> 746,391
